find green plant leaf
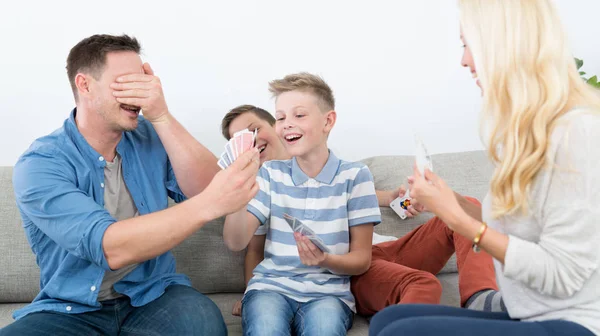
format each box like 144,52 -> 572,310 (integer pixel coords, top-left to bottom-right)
576,58 -> 584,69
580,71 -> 587,76
587,75 -> 598,85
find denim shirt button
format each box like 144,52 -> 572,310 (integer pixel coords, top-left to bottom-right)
90,286 -> 96,291
98,156 -> 104,162
66,306 -> 72,311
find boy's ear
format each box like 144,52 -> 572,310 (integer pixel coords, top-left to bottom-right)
324,110 -> 337,133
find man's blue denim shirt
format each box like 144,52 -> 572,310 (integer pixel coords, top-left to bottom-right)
11,109 -> 191,320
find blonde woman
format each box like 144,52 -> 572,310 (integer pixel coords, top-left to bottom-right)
369,0 -> 600,335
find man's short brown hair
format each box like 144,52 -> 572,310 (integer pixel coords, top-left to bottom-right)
268,72 -> 335,112
66,34 -> 141,100
221,105 -> 275,140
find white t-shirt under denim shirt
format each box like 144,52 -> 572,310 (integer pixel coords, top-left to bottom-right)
99,154 -> 139,301
484,109 -> 600,335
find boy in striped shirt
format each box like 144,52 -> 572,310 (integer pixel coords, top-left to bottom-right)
223,72 -> 381,335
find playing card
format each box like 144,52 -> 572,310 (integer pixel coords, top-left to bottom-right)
225,142 -> 236,162
222,151 -> 232,166
232,135 -> 243,158
415,133 -> 433,176
283,213 -> 331,253
228,137 -> 239,159
217,156 -> 228,170
239,131 -> 255,153
232,129 -> 256,156
222,129 -> 257,169
390,189 -> 411,220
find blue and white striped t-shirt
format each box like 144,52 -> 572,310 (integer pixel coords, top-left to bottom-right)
246,151 -> 381,312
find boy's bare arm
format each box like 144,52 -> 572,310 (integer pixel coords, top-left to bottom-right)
318,224 -> 374,275
223,210 -> 262,251
244,235 -> 266,285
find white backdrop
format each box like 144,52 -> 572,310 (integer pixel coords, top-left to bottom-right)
1,0 -> 599,166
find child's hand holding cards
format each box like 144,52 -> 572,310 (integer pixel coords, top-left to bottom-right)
218,128 -> 257,169
283,213 -> 331,253
390,189 -> 412,220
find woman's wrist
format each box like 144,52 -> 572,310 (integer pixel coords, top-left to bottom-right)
448,208 -> 478,236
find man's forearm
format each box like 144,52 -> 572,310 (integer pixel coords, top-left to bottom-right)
102,194 -> 215,270
455,192 -> 482,222
151,113 -> 220,198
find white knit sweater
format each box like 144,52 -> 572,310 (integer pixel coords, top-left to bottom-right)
483,109 -> 600,335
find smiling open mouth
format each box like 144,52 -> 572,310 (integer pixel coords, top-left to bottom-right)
284,134 -> 303,143
120,104 -> 141,114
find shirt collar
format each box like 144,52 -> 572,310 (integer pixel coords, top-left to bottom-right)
291,150 -> 340,186
65,108 -> 127,168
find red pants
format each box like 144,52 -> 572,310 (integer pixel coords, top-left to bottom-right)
351,198 -> 497,316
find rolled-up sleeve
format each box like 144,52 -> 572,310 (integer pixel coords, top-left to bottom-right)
13,154 -> 116,270
165,158 -> 187,203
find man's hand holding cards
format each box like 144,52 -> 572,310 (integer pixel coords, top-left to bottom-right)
218,128 -> 257,169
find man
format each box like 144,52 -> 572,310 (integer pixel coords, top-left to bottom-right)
1,34 -> 259,335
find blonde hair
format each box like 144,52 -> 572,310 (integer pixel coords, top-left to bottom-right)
458,0 -> 600,218
268,72 -> 335,112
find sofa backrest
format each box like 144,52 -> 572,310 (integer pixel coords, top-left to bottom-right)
0,167 -> 40,303
0,150 -> 494,302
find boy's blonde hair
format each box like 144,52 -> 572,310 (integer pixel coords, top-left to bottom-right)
459,0 -> 600,218
268,72 -> 335,112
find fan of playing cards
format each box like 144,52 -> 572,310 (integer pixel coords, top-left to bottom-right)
218,128 -> 257,169
389,133 -> 433,220
414,132 -> 433,176
283,213 -> 331,253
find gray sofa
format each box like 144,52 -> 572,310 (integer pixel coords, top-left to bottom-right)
0,151 -> 493,335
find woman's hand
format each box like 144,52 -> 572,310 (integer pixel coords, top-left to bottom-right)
409,166 -> 466,230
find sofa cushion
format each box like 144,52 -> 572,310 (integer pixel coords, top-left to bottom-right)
172,217 -> 246,293
0,303 -> 26,328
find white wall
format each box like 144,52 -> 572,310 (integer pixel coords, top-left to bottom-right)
1,0 -> 599,166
